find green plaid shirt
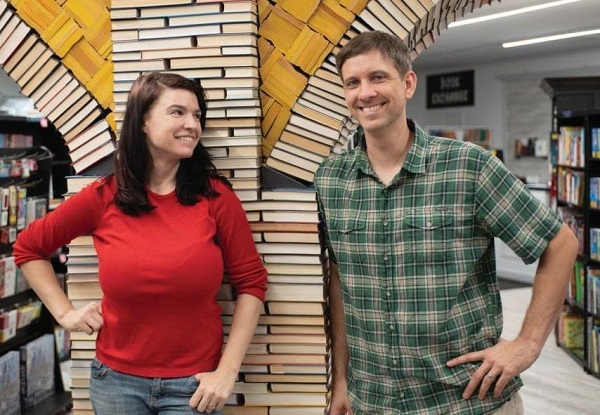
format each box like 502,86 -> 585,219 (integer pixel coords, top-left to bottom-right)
315,121 -> 562,415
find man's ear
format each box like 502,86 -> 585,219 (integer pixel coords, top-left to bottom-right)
404,70 -> 418,99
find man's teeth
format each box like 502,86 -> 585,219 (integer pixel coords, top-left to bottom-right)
362,104 -> 382,112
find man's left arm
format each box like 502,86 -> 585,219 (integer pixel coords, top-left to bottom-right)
447,223 -> 578,400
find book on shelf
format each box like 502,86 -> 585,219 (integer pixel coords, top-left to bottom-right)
19,334 -> 55,410
65,119 -> 113,153
11,40 -> 50,88
223,407 -> 269,415
0,21 -> 30,66
239,391 -> 326,407
266,301 -> 324,316
243,373 -> 326,384
269,363 -> 326,375
66,280 -> 103,300
2,30 -> 36,76
261,232 -> 319,244
250,222 -> 319,234
262,253 -> 323,265
267,274 -> 323,284
65,176 -> 102,194
266,283 -> 323,302
0,351 -> 20,415
269,326 -> 325,335
71,139 -> 116,174
267,406 -> 325,415
268,382 -> 327,392
261,209 -> 319,223
68,129 -> 114,165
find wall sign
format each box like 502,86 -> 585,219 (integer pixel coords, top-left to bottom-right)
426,70 -> 474,108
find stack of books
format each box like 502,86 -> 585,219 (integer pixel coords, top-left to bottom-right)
0,0 -> 115,174
111,0 -> 263,202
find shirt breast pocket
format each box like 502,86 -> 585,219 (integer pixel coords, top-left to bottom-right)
329,215 -> 367,267
402,209 -> 455,265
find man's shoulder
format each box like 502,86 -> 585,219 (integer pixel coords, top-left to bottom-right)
315,148 -> 359,179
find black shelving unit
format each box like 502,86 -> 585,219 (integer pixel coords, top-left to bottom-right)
542,77 -> 600,380
0,116 -> 72,414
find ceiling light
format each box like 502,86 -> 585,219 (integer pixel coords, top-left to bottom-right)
503,28 -> 600,48
448,0 -> 581,28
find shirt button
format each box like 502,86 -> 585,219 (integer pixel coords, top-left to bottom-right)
400,392 -> 405,398
386,291 -> 391,297
392,359 -> 397,365
426,221 -> 432,228
383,219 -> 388,226
383,255 -> 389,261
389,324 -> 394,331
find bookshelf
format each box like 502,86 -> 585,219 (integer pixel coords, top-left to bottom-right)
542,77 -> 600,380
0,116 -> 71,414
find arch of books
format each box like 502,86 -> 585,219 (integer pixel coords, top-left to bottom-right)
0,0 -> 498,413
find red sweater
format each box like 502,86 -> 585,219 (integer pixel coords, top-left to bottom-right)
14,177 -> 267,377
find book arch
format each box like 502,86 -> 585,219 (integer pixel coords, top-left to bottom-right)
0,0 -> 500,413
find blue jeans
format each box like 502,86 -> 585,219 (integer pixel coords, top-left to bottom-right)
90,358 -> 224,415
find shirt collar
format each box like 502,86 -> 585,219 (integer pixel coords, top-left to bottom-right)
354,119 -> 430,176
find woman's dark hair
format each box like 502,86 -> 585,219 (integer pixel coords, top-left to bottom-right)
114,72 -> 229,216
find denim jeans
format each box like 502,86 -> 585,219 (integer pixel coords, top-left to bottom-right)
90,358 -> 224,415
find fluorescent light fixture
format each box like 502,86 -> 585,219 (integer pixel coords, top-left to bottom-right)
448,0 -> 581,27
503,28 -> 600,48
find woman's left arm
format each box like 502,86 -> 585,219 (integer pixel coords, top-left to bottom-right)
190,293 -> 263,412
190,180 -> 267,412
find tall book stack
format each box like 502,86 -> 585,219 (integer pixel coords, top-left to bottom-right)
0,0 -> 116,175
111,0 -> 263,202
64,231 -> 100,414
238,187 -> 328,415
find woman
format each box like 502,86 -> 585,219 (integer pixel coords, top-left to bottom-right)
13,72 -> 268,414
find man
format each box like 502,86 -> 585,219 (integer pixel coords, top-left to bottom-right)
314,30 -> 578,415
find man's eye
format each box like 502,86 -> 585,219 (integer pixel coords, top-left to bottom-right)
345,80 -> 358,89
372,75 -> 386,82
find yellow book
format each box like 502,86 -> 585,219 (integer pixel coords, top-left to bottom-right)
85,59 -> 114,110
259,6 -> 303,53
63,0 -> 106,30
279,0 -> 320,23
62,38 -> 104,84
11,2 -> 47,34
339,0 -> 369,14
45,11 -> 84,57
307,0 -> 354,44
263,106 -> 291,156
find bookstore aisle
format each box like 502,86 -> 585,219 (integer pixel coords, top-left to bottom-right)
500,286 -> 600,414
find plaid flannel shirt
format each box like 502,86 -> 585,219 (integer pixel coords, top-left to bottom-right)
315,120 -> 562,415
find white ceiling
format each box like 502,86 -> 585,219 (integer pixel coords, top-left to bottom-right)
413,0 -> 600,71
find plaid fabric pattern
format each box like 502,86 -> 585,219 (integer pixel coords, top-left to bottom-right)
314,121 -> 562,415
